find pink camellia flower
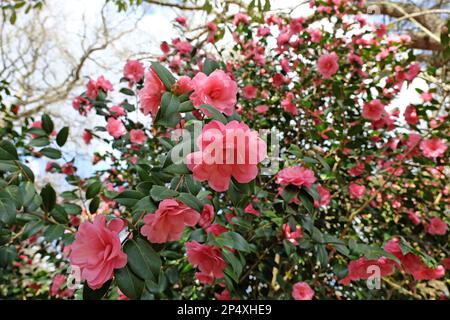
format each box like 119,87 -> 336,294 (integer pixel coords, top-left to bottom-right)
425,217 -> 448,236
187,120 -> 267,192
242,85 -> 258,99
421,92 -> 433,102
281,92 -> 298,115
174,41 -> 193,54
139,68 -> 166,117
190,70 -> 238,116
349,183 -> 365,199
83,130 -> 92,145
309,29 -> 322,42
283,224 -> 303,245
175,16 -> 187,25
384,238 -> 445,281
205,223 -> 228,237
276,166 -> 317,188
362,99 -> 385,121
68,215 -> 127,290
160,41 -> 170,54
195,272 -> 214,284
407,211 -> 421,225
61,162 -> 76,176
207,22 -> 218,43
419,138 -> 447,158
106,118 -> 126,139
141,199 -> 200,243
186,241 -> 226,280
215,289 -> 235,301
129,129 -> 147,145
314,185 -> 331,208
87,76 -> 113,100
233,13 -> 250,26
110,105 -> 126,118
405,62 -> 420,82
50,274 -> 66,296
173,76 -> 193,95
316,52 -> 339,79
442,257 -> 450,270
123,60 -> 145,84
244,203 -> 260,217
404,105 -> 419,125
292,282 -> 314,300
339,257 -> 395,285
198,204 -> 215,229
255,104 -> 269,114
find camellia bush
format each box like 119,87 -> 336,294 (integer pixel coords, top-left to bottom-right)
0,0 -> 449,300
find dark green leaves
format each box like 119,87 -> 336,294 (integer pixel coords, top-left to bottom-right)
150,186 -> 178,202
203,58 -> 220,75
41,114 -> 54,134
83,280 -> 112,300
56,127 -> 69,147
43,224 -> 65,241
0,199 -> 16,225
0,140 -> 19,160
86,180 -> 102,199
216,232 -> 253,253
199,104 -> 228,123
177,193 -> 203,212
40,184 -> 56,213
41,147 -> 62,159
115,190 -> 145,207
151,62 -> 175,90
155,92 -> 181,128
115,265 -> 144,300
123,238 -> 161,281
0,246 -> 17,268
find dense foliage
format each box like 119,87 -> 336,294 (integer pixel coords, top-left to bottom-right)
0,0 -> 449,300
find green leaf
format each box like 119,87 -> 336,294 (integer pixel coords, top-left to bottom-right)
44,224 -> 65,241
315,244 -> 329,267
56,127 -> 69,147
176,193 -> 203,212
19,181 -> 36,208
41,114 -> 54,134
0,160 -> 18,172
0,140 -> 19,160
40,183 -> 56,213
151,62 -> 175,90
281,185 -> 298,203
115,190 -> 145,207
89,197 -> 100,214
86,180 -> 102,199
124,238 -> 161,281
150,185 -> 178,202
0,199 -> 16,225
30,137 -> 50,147
203,58 -> 220,75
155,92 -> 181,128
199,104 -> 228,123
83,280 -> 111,300
120,88 -> 135,96
41,147 -> 62,159
50,205 -> 69,224
115,265 -> 144,300
62,203 -> 82,215
216,232 -> 253,253
17,163 -> 35,182
178,101 -> 195,113
222,249 -> 243,281
0,246 -> 17,268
